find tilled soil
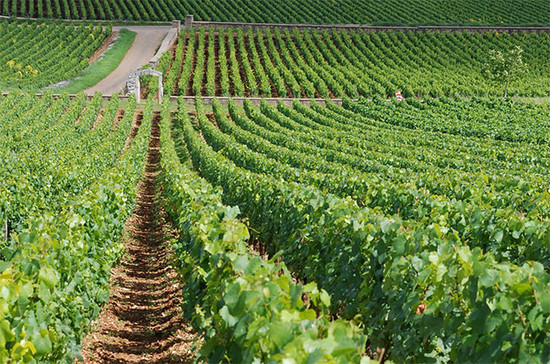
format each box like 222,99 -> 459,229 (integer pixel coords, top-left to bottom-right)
91,108 -> 105,130
112,109 -> 125,131
122,111 -> 143,152
80,114 -> 196,363
174,33 -> 190,96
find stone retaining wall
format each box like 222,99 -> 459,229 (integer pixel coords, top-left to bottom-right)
1,92 -> 351,106
149,20 -> 180,67
184,15 -> 550,34
176,96 -> 352,106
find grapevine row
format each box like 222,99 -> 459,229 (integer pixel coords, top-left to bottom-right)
156,29 -> 550,98
0,20 -> 109,90
175,96 -> 550,362
199,98 -> 550,269
159,100 -> 367,362
0,95 -> 152,360
1,0 -> 549,25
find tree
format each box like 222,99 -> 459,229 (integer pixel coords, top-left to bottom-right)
483,46 -> 528,99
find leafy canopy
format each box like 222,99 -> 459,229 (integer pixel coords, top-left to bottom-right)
483,46 -> 528,97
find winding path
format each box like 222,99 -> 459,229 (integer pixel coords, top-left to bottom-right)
84,26 -> 170,96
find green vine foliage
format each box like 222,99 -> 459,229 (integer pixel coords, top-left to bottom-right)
0,96 -> 152,361
155,29 -> 550,99
178,96 -> 550,363
159,99 -> 368,363
0,20 -> 110,91
1,0 -> 550,25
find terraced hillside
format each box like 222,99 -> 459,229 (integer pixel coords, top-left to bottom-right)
150,28 -> 550,98
1,0 -> 549,25
0,20 -> 110,90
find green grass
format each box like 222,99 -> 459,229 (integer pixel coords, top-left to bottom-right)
53,28 -> 136,93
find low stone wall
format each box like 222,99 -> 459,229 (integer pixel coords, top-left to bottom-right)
1,92 -> 352,106
2,92 -> 131,101
184,15 -> 550,34
149,21 -> 180,67
174,96 -> 353,106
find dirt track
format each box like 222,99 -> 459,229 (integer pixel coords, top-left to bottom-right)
80,113 -> 196,362
85,26 -> 170,96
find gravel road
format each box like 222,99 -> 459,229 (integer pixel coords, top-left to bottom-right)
84,26 -> 170,96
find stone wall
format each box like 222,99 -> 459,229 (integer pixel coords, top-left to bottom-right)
126,70 -> 141,96
183,15 -> 550,34
149,21 -> 180,67
177,96 -> 352,106
1,92 -> 352,106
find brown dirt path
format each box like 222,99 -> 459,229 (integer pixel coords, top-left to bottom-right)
84,26 -> 170,96
80,113 -> 196,363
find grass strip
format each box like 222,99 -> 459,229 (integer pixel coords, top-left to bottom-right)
54,28 -> 136,93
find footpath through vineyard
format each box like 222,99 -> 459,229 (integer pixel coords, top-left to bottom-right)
80,113 -> 196,362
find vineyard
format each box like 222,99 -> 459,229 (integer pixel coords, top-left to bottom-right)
1,0 -> 550,361
180,96 -> 550,362
0,0 -> 550,25
0,92 -> 369,361
148,28 -> 550,99
0,92 -> 151,359
0,20 -> 110,91
0,88 -> 549,361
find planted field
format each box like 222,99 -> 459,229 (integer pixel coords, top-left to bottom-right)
0,20 -> 110,91
0,93 -> 368,361
177,96 -> 550,362
1,1 -> 549,359
0,92 -> 154,360
0,92 -> 131,231
0,0 -> 549,25
153,28 -> 550,99
157,104 -> 366,362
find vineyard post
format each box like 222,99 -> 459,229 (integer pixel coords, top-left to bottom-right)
4,220 -> 7,242
135,76 -> 141,103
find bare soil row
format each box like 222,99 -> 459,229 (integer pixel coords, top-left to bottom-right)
80,112 -> 196,363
